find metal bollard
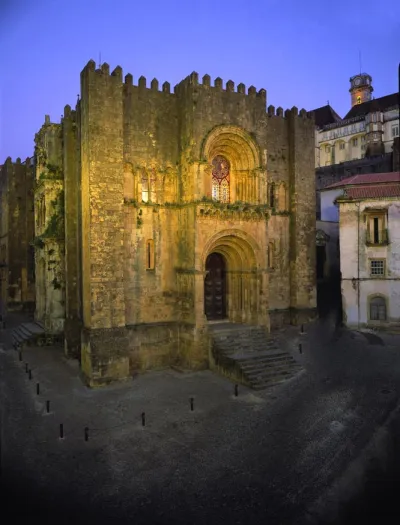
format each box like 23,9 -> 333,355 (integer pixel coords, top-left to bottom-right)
59,423 -> 64,439
301,324 -> 304,333
190,397 -> 194,411
299,343 -> 302,354
46,400 -> 50,413
141,412 -> 145,427
36,383 -> 40,395
18,351 -> 22,361
25,363 -> 28,373
84,427 -> 89,442
234,384 -> 239,397
28,369 -> 32,380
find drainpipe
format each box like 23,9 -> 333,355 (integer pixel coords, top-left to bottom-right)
356,202 -> 361,329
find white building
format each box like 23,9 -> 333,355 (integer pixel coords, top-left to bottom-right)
312,73 -> 399,168
331,172 -> 400,329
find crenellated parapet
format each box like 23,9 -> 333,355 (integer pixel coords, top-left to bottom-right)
267,104 -> 314,122
80,60 -> 267,107
174,71 -> 267,100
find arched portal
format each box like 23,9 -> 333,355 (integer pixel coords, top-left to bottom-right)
202,230 -> 265,325
204,252 -> 227,320
201,125 -> 263,203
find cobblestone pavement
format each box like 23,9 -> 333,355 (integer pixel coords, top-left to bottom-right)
1,311 -> 400,524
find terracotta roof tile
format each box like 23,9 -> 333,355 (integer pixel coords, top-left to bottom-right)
325,172 -> 400,189
343,184 -> 400,199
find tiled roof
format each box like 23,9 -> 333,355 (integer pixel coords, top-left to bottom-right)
343,92 -> 399,119
324,172 -> 400,189
308,104 -> 342,128
343,185 -> 400,199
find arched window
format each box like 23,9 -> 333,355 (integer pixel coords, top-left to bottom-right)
211,156 -> 230,203
146,239 -> 155,270
369,296 -> 386,321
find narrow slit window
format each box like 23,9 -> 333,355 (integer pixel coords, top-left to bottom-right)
146,239 -> 155,270
269,183 -> 275,208
141,170 -> 149,203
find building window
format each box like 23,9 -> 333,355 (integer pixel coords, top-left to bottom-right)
366,212 -> 388,245
373,132 -> 378,141
369,296 -> 387,321
146,239 -> 155,270
361,135 -> 366,143
361,145 -> 366,151
269,182 -> 275,208
141,170 -> 149,202
370,259 -> 385,277
211,155 -> 230,203
372,114 -> 377,123
325,145 -> 330,153
339,142 -> 345,150
352,138 -> 358,147
392,124 -> 399,138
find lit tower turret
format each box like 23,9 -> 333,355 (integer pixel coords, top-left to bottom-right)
349,73 -> 373,107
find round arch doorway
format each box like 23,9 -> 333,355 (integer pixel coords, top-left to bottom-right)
204,252 -> 227,320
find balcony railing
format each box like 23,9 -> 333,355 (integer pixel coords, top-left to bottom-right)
366,228 -> 389,246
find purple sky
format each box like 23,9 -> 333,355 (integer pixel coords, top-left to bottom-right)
1,0 -> 399,161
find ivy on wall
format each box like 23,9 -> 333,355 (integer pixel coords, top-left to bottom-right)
33,190 -> 65,247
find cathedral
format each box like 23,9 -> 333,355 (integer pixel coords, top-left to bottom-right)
32,59 -> 316,386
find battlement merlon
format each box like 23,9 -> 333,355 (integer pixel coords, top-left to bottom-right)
173,71 -> 267,105
80,60 -> 267,106
63,105 -> 77,122
267,105 -> 313,120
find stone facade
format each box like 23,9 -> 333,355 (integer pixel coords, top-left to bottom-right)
336,175 -> 400,329
0,157 -> 35,316
33,60 -> 317,386
33,118 -> 65,334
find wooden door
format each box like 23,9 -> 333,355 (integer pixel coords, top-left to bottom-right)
204,252 -> 226,320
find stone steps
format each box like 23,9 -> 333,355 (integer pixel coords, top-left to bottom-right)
210,323 -> 302,391
11,321 -> 61,349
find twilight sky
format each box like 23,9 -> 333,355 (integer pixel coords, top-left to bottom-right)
1,0 -> 399,161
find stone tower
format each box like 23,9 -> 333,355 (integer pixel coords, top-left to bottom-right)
349,73 -> 373,107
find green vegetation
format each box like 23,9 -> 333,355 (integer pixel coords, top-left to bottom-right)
33,190 -> 65,248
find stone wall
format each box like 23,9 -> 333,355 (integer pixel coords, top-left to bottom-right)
34,120 -> 65,333
63,105 -> 81,358
0,157 -> 35,313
